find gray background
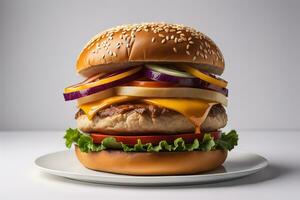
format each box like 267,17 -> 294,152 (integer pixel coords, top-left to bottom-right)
0,0 -> 299,131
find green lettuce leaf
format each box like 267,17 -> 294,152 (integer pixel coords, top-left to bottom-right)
64,128 -> 81,148
215,130 -> 238,150
63,128 -> 238,153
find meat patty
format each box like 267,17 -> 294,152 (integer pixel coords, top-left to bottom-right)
76,104 -> 227,134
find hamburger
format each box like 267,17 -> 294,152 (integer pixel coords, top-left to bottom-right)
63,22 -> 238,175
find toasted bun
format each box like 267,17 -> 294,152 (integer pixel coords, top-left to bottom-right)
77,22 -> 225,77
75,146 -> 227,175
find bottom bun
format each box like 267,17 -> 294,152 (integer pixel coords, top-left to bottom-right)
75,147 -> 227,175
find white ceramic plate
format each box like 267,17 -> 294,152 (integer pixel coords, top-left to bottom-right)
35,150 -> 268,186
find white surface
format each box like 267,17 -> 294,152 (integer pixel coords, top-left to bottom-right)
1,130 -> 300,199
35,151 -> 267,185
1,0 -> 300,130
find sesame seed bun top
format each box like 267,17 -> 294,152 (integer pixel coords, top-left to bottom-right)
76,22 -> 225,77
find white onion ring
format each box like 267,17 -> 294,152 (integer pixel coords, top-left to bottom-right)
77,88 -> 115,106
115,86 -> 228,106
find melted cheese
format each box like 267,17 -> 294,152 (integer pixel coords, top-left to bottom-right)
143,99 -> 216,133
79,96 -> 216,133
80,96 -> 138,120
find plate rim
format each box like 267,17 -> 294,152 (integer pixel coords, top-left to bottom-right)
34,150 -> 268,183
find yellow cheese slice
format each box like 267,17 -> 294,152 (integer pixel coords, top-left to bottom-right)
143,99 -> 216,133
80,96 -> 138,120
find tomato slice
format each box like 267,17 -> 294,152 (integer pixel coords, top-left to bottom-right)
125,81 -> 176,88
90,131 -> 221,146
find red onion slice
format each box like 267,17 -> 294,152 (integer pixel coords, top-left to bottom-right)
143,68 -> 228,96
63,70 -> 142,101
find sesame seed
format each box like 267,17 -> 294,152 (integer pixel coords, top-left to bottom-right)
188,37 -> 192,41
131,37 -> 135,44
174,38 -> 178,43
204,54 -> 208,59
178,38 -> 183,43
170,29 -> 176,32
173,47 -> 177,53
151,37 -> 156,42
180,33 -> 185,37
170,35 -> 174,40
177,31 -> 182,34
159,34 -> 165,38
186,50 -> 190,55
161,39 -> 166,44
196,50 -> 200,56
102,55 -> 105,59
186,44 -> 190,50
144,28 -> 149,32
204,49 -> 208,54
200,53 -> 204,58
112,52 -> 117,57
193,56 -> 197,61
189,41 -> 194,44
166,36 -> 169,40
165,28 -> 169,33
